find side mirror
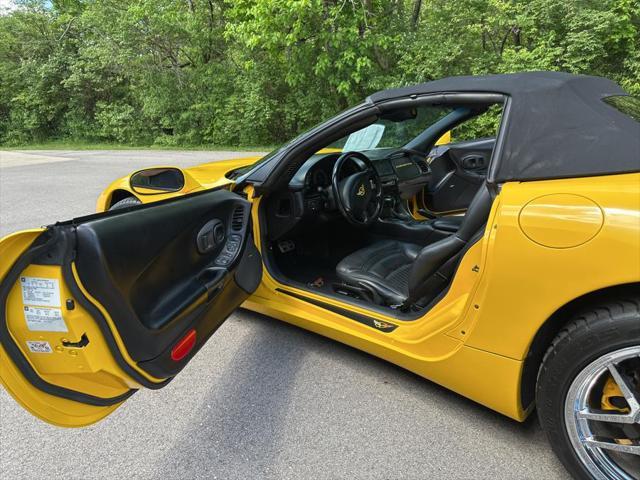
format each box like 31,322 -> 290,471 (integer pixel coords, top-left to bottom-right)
130,168 -> 185,195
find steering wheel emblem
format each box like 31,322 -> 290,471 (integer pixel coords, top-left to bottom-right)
332,151 -> 382,226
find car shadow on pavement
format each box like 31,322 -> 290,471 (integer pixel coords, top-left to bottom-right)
153,309 -> 555,479
152,310 -> 311,479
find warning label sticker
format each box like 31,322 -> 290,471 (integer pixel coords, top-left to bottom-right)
20,276 -> 61,307
23,306 -> 67,332
26,340 -> 53,354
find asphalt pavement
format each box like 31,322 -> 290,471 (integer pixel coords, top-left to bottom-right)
0,150 -> 567,479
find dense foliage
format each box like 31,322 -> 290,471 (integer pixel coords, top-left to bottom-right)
1,0 -> 638,146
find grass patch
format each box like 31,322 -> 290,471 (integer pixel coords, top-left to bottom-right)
2,140 -> 274,152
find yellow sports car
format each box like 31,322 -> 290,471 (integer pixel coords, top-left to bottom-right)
1,72 -> 639,480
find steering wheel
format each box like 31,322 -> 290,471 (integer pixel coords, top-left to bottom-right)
332,151 -> 383,226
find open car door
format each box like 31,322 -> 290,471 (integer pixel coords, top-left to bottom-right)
0,188 -> 261,427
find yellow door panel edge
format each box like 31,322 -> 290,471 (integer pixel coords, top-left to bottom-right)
0,229 -> 43,279
446,195 -> 501,340
1,230 -> 163,385
0,229 -> 169,427
0,230 -> 136,426
6,264 -> 137,397
0,344 -> 124,427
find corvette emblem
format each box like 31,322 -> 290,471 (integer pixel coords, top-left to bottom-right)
357,184 -> 366,196
373,319 -> 396,331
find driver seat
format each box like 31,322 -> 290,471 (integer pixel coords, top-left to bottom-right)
336,183 -> 493,308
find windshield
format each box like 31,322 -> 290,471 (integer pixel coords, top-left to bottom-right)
230,102 -> 483,181
325,105 -> 453,153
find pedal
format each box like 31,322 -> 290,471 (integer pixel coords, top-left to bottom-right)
277,240 -> 295,253
308,277 -> 324,288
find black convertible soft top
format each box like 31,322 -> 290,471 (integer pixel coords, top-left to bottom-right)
369,72 -> 640,182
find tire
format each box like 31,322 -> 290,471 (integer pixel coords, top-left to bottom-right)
536,297 -> 640,480
109,196 -> 141,211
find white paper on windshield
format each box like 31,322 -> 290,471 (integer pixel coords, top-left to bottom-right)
343,124 -> 385,151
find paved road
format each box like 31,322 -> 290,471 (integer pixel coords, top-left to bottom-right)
0,150 -> 567,479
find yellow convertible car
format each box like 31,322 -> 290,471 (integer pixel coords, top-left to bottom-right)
1,72 -> 639,480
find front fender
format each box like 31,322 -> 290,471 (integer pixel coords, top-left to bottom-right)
95,169 -> 207,212
95,156 -> 260,212
96,177 -> 136,212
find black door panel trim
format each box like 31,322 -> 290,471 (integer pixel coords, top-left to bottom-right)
71,189 -> 259,378
60,237 -> 171,390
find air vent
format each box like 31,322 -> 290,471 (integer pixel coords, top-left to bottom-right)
416,159 -> 430,174
284,162 -> 300,178
231,206 -> 245,231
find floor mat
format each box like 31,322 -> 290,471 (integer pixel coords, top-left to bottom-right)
276,255 -> 341,295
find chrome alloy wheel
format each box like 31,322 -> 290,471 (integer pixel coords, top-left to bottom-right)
565,346 -> 640,479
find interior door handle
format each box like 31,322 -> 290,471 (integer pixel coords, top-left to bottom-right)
199,267 -> 226,301
461,155 -> 486,170
197,219 -> 225,254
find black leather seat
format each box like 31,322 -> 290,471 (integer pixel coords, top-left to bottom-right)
336,240 -> 422,305
336,183 -> 493,308
430,215 -> 463,233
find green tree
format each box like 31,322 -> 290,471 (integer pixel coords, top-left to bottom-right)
0,0 -> 638,146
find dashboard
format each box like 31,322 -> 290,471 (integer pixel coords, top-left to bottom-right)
265,140 -> 494,241
267,149 -> 432,239
286,149 -> 433,218
289,149 -> 432,202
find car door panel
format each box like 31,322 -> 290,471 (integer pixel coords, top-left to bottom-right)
421,138 -> 495,214
0,188 -> 262,426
